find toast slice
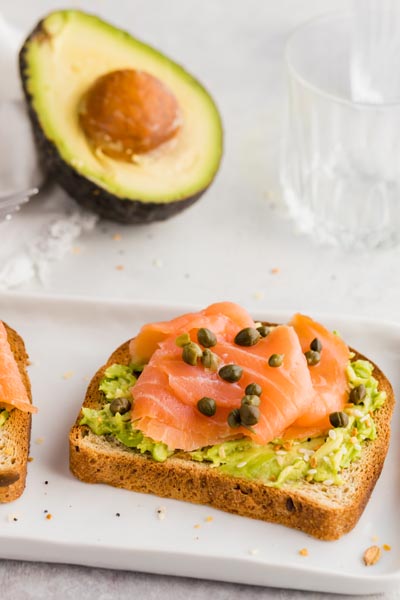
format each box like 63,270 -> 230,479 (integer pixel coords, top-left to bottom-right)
69,339 -> 395,540
0,324 -> 32,502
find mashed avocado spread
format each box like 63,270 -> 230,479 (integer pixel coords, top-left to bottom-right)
80,359 -> 386,485
0,409 -> 9,428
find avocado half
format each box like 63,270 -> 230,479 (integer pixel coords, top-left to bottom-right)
19,10 -> 223,223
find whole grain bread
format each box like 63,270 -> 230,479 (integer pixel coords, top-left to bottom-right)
69,336 -> 395,540
0,324 -> 32,503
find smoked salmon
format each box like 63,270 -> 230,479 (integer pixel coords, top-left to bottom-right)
129,303 -> 350,451
0,321 -> 37,414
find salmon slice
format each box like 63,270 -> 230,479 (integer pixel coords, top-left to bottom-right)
285,313 -> 350,435
132,361 -> 236,450
215,326 -> 316,444
129,301 -> 254,364
0,321 -> 37,414
131,306 -> 316,451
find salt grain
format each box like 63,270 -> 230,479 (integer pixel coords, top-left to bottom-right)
218,446 -> 226,459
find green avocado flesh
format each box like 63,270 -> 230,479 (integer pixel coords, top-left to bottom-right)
0,410 -> 10,428
81,359 -> 386,487
21,10 -> 223,204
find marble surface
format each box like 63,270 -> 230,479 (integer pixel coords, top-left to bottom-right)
0,0 -> 399,597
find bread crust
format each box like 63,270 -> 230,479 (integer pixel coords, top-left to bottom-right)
0,324 -> 32,503
69,335 -> 395,540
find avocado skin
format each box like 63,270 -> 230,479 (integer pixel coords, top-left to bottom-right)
18,18 -> 214,224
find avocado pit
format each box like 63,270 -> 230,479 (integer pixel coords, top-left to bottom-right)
79,68 -> 182,161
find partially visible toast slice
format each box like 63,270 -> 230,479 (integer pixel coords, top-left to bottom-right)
0,324 -> 32,503
69,339 -> 395,540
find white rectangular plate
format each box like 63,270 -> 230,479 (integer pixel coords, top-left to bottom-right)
0,293 -> 398,595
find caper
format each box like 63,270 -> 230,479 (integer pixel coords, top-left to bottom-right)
305,350 -> 321,366
329,411 -> 349,428
245,382 -> 262,396
201,349 -> 220,371
218,364 -> 243,383
109,397 -> 132,415
256,325 -> 270,338
241,394 -> 261,407
310,337 -> 322,352
175,333 -> 191,347
197,328 -> 217,348
234,327 -> 261,347
227,408 -> 241,428
349,384 -> 366,405
268,353 -> 284,367
197,397 -> 216,417
239,403 -> 260,426
182,342 -> 202,366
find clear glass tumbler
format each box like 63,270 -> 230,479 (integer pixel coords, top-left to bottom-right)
281,13 -> 400,249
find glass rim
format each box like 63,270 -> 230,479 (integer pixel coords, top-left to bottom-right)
284,10 -> 400,110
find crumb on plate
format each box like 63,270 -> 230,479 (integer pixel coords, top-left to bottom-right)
363,545 -> 381,566
35,437 -> 44,445
8,513 -> 20,523
156,506 -> 166,520
383,544 -> 392,552
204,516 -> 213,523
299,548 -> 308,557
253,291 -> 264,301
62,371 -> 74,380
46,513 -> 52,520
113,233 -> 122,241
115,264 -> 124,271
